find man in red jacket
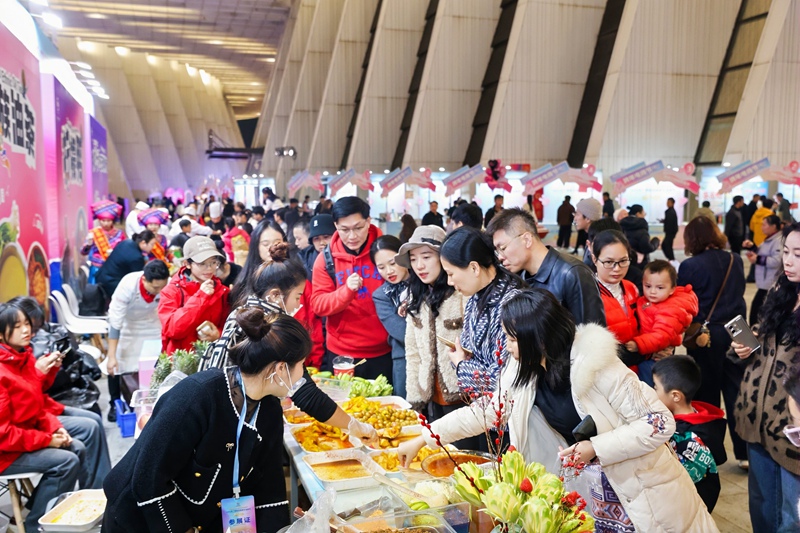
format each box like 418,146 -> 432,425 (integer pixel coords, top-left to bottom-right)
158,236 -> 230,353
311,197 -> 391,380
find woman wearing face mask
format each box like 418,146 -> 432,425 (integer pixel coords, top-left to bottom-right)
439,227 -> 525,394
398,290 -> 718,533
199,243 -> 378,447
158,236 -> 230,354
370,235 -> 411,398
231,224 -> 324,367
732,222 -> 800,532
395,227 -> 467,429
103,310 -> 312,532
0,302 -> 110,531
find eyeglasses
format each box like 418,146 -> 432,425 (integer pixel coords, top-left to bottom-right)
194,259 -> 221,270
596,258 -> 631,270
785,425 -> 800,447
336,222 -> 368,237
494,234 -> 525,258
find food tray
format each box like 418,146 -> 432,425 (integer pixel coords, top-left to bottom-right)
314,485 -> 408,517
39,489 -> 106,531
291,422 -> 353,454
368,444 -> 458,473
282,407 -> 315,426
302,449 -> 386,491
346,509 -> 457,532
339,395 -> 413,410
351,425 -> 423,449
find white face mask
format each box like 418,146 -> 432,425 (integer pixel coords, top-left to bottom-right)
272,295 -> 302,317
268,362 -> 306,397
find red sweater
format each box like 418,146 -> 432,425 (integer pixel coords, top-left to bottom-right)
158,267 -> 230,354
0,344 -> 64,473
632,285 -> 699,355
311,226 -> 390,359
597,279 -> 639,344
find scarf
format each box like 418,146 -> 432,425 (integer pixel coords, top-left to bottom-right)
91,227 -> 114,261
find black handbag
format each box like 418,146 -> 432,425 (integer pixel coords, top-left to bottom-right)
683,254 -> 733,350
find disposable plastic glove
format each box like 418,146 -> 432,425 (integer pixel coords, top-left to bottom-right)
348,417 -> 379,447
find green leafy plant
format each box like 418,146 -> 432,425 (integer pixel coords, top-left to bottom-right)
149,346 -> 202,391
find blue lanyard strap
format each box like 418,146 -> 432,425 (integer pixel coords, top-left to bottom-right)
233,369 -> 260,499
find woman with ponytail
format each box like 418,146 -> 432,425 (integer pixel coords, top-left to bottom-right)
439,227 -> 525,393
103,309 -> 313,532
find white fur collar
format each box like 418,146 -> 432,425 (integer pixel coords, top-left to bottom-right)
570,323 -> 621,397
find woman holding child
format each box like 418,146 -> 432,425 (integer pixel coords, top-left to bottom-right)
732,222 -> 800,533
398,289 -> 718,532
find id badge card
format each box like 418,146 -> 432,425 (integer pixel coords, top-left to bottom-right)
221,495 -> 257,533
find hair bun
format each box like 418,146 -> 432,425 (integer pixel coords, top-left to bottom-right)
269,242 -> 291,263
235,307 -> 272,340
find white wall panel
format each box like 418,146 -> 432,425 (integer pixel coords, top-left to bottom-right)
262,0 -> 318,177
586,0 -> 739,176
728,0 -> 796,165
307,0 -> 379,173
279,0 -> 347,180
347,0 -> 428,171
402,0 -> 500,170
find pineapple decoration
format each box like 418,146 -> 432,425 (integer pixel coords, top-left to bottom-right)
149,341 -> 207,391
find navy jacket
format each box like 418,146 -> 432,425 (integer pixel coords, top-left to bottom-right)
96,239 -> 146,298
677,249 -> 746,325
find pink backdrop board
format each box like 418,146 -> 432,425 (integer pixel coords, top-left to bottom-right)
0,24 -> 50,305
89,115 -> 108,202
52,78 -> 88,282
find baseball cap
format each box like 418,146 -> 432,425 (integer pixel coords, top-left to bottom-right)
183,236 -> 224,263
395,225 -> 446,268
309,214 -> 335,239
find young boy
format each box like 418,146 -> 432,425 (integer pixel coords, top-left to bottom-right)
652,355 -> 727,512
625,260 -> 698,384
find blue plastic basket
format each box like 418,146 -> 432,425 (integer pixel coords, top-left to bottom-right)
114,399 -> 136,438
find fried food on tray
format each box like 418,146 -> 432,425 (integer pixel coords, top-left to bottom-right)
292,421 -> 354,453
340,397 -> 418,430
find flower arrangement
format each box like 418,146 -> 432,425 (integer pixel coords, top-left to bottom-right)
419,340 -> 593,532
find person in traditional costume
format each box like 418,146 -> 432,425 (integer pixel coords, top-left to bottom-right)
81,200 -> 125,282
137,208 -> 170,264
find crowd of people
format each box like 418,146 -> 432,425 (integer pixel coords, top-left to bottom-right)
0,185 -> 798,533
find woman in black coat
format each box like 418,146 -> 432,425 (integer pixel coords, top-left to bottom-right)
103,309 -> 311,533
677,216 -> 749,466
619,205 -> 660,269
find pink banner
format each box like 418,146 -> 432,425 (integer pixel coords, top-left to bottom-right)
53,78 -> 88,282
652,162 -> 699,194
0,24 -> 50,305
89,115 -> 108,201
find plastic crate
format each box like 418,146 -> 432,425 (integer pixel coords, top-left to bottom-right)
114,399 -> 136,438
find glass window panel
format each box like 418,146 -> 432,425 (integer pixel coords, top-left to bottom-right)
729,18 -> 766,66
742,0 -> 771,19
698,116 -> 735,164
713,68 -> 750,115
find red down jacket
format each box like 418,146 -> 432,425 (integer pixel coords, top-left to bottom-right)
0,343 -> 64,473
632,285 -> 699,355
597,279 -> 639,344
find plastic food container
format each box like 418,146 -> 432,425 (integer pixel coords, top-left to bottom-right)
315,376 -> 353,402
315,485 -> 408,517
347,509 -> 457,532
39,489 -> 106,531
302,449 -> 386,491
130,389 -> 159,439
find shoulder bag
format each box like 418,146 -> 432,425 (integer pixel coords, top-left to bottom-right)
683,253 -> 734,350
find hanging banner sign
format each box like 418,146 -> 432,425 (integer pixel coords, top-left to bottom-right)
717,158 -> 770,193
380,167 -> 412,198
407,168 -> 436,191
758,160 -> 800,187
653,162 -> 700,194
521,161 -> 569,195
559,165 -> 602,193
287,170 -> 308,196
305,171 -> 324,192
611,160 -> 665,195
351,170 -> 374,191
443,164 -> 485,196
89,116 -> 108,202
328,168 -> 355,196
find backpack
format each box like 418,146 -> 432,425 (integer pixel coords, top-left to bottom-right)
323,245 -> 336,285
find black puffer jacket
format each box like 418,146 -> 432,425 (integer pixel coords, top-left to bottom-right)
620,216 -> 659,267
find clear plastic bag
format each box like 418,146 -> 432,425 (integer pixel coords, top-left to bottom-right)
286,488 -> 339,533
156,370 -> 188,400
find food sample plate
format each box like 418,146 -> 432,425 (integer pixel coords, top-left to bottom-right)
291,421 -> 355,453
302,449 -> 386,491
351,425 -> 423,450
39,489 -> 106,531
369,445 -> 457,473
282,407 -> 315,426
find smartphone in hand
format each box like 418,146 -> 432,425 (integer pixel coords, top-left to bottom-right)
724,315 -> 760,353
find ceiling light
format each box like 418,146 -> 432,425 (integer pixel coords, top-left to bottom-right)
86,13 -> 107,19
77,40 -> 95,52
73,61 -> 91,70
384,170 -> 390,174
322,171 -> 329,176
30,0 -> 48,5
42,12 -> 62,29
582,163 -> 588,168
78,70 -> 95,79
265,57 -> 276,63
250,82 -> 260,86
419,167 -> 425,172
85,80 -> 100,87
208,40 -> 224,45
199,69 -> 211,84
438,167 -> 445,172
248,97 -> 256,102
114,46 -> 130,56
505,165 -> 511,170
259,174 -> 264,178
146,54 -> 158,65
722,162 -> 731,167
186,64 -> 197,76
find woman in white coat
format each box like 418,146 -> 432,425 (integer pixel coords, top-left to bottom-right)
398,289 -> 718,533
105,260 -> 170,421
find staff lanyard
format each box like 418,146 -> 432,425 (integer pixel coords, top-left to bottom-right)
233,369 -> 260,499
